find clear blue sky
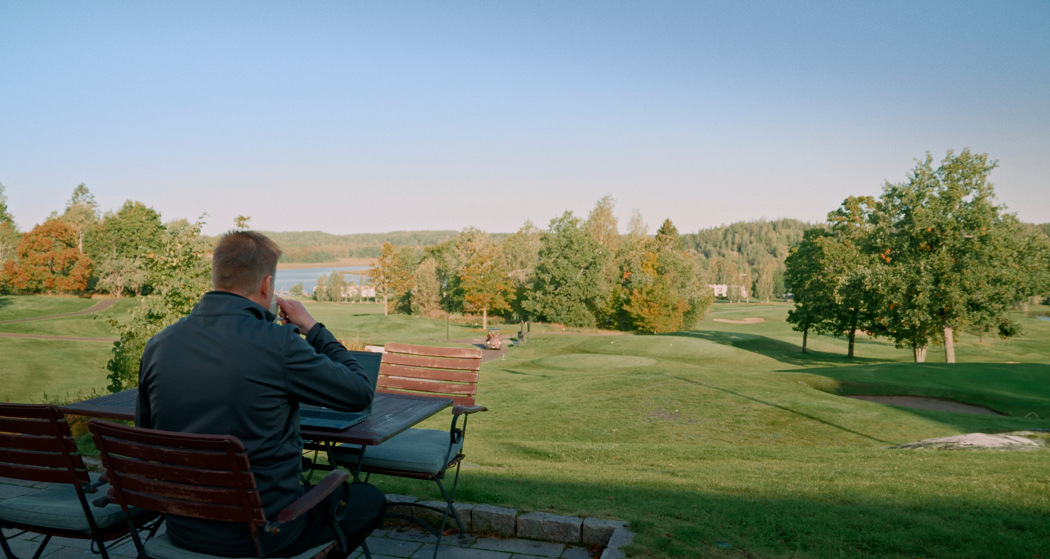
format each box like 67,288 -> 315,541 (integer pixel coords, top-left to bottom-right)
2,1 -> 1048,237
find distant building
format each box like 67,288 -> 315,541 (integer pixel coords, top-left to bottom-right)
709,284 -> 748,299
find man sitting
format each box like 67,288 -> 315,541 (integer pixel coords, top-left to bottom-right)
136,230 -> 383,557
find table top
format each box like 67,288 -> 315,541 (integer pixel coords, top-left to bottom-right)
62,388 -> 451,447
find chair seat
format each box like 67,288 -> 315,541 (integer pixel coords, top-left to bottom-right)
0,474 -> 150,534
341,428 -> 463,475
144,533 -> 332,559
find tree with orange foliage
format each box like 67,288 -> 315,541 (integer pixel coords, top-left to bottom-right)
4,219 -> 92,293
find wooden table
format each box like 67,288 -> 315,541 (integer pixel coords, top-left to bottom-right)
62,388 -> 452,447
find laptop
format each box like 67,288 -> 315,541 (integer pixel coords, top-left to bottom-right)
300,351 -> 382,430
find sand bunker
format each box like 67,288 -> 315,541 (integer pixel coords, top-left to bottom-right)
847,395 -> 1002,415
713,317 -> 766,324
897,433 -> 1041,450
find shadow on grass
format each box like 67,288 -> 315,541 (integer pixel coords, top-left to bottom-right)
669,375 -> 896,445
399,474 -> 1050,559
791,362 -> 1050,432
671,330 -> 883,366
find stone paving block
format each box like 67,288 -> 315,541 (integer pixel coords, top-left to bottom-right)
364,533 -> 425,558
516,511 -> 582,544
471,504 -> 516,537
412,543 -> 512,558
560,544 -> 594,559
471,535 -> 565,557
581,517 -> 626,545
599,526 -> 634,559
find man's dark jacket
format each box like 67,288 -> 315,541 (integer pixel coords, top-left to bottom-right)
136,291 -> 372,555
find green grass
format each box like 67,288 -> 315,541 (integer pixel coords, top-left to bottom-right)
5,295 -> 1050,557
0,294 -> 98,322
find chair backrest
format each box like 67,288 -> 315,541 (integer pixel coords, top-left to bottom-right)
88,420 -> 266,528
376,343 -> 483,406
0,403 -> 91,487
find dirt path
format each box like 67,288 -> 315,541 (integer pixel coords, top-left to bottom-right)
0,298 -> 117,324
0,298 -> 119,342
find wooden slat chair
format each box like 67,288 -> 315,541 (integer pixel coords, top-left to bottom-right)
332,343 -> 486,557
88,419 -> 353,559
0,403 -> 159,559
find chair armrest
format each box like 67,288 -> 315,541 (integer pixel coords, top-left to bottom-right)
452,405 -> 488,416
272,469 -> 350,526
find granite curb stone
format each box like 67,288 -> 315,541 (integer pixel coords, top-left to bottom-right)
516,511 -> 582,543
384,494 -> 633,555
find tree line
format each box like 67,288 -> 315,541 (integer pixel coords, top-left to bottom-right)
784,149 -> 1050,363
367,195 -> 715,334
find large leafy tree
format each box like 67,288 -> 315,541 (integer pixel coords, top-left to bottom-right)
369,242 -> 417,314
785,229 -> 836,353
85,201 -> 166,295
0,183 -> 19,293
619,219 -> 712,333
584,195 -> 622,327
60,184 -> 100,253
4,219 -> 92,293
524,212 -> 611,328
458,232 -> 513,330
106,220 -> 210,392
870,149 -> 1046,363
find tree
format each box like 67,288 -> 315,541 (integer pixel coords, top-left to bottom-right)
618,219 -> 712,333
95,254 -> 147,297
870,149 -> 1046,363
289,281 -> 305,296
370,242 -> 416,314
105,221 -> 210,391
234,215 -> 252,230
524,212 -> 612,328
0,183 -> 19,293
325,270 -> 348,302
411,257 -> 443,317
785,229 -> 835,353
584,196 -> 622,326
61,184 -> 100,253
501,220 -> 542,319
84,201 -> 165,295
313,275 -> 328,301
458,234 -> 513,330
4,219 -> 92,293
754,260 -> 778,303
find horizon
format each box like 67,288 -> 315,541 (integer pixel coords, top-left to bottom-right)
3,2 -> 1048,237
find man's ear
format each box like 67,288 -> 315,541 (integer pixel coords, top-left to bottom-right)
260,274 -> 274,300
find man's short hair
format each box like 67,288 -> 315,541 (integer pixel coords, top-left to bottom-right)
212,231 -> 283,294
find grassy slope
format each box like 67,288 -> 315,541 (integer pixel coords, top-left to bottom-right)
4,296 -> 1049,557
368,303 -> 1050,558
0,297 -> 137,403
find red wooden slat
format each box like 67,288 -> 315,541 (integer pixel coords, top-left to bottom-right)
0,417 -> 65,437
114,474 -> 260,509
379,377 -> 477,396
384,343 -> 482,360
0,448 -> 83,470
0,431 -> 78,453
377,387 -> 475,407
105,454 -> 255,488
101,437 -> 250,470
379,363 -> 478,383
381,353 -> 481,372
118,489 -> 265,524
0,463 -> 86,484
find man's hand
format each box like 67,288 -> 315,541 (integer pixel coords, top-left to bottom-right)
276,297 -> 318,333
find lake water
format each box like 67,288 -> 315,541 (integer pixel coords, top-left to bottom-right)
275,266 -> 369,294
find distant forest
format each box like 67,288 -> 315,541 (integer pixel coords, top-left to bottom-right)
264,230 -> 462,262
270,219 -> 818,301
